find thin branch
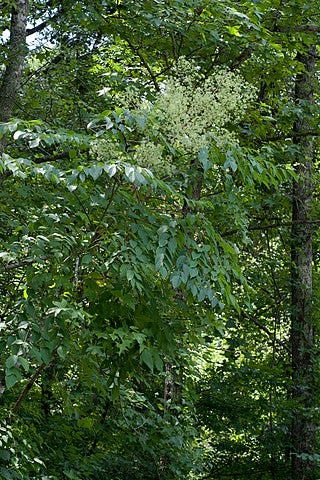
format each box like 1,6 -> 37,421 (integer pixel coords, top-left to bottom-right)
124,37 -> 161,92
1,258 -> 44,271
225,219 -> 320,237
12,363 -> 46,413
0,147 -> 90,183
32,147 -> 90,164
95,178 -> 119,228
274,25 -> 320,33
26,19 -> 50,36
230,46 -> 253,70
258,130 -> 320,143
241,312 -> 290,354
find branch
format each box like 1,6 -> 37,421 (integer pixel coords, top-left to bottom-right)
124,37 -> 161,92
3,259 -> 37,271
12,362 -> 46,413
0,147 -> 90,183
1,257 -> 47,271
26,19 -> 49,36
274,25 -> 320,33
230,46 -> 253,70
258,130 -> 320,143
26,0 -> 64,36
241,311 -> 290,353
33,147 -> 90,164
225,219 -> 320,237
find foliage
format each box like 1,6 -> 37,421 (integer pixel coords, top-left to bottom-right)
0,0 -> 319,479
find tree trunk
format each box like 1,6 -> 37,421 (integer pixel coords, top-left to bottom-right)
290,45 -> 317,480
0,0 -> 29,124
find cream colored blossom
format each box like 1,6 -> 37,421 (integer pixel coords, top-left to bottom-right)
93,58 -> 254,176
90,138 -> 125,162
133,141 -> 163,169
153,62 -> 254,155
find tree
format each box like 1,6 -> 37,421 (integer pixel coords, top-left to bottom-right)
291,44 -> 317,480
195,2 -> 320,478
0,0 -> 29,124
0,1 -> 320,479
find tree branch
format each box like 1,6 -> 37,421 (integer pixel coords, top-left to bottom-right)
26,19 -> 49,36
124,37 -> 161,92
225,219 -> 320,237
12,363 -> 46,413
0,257 -> 47,271
32,147 -> 89,164
241,311 -> 290,353
274,25 -> 320,33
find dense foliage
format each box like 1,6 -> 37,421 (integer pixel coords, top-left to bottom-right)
0,1 -> 319,479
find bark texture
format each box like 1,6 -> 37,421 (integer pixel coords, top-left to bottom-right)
0,0 -> 29,124
291,45 -> 317,480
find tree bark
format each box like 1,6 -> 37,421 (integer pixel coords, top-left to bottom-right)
290,45 -> 317,480
0,0 -> 29,124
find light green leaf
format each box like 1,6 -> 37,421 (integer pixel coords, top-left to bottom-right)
226,25 -> 241,36
104,163 -> 117,177
126,269 -> 134,281
87,165 -> 103,180
125,165 -> 135,182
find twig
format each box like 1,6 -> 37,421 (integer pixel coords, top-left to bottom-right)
225,219 -> 320,237
12,363 -> 46,413
274,25 -> 320,33
1,258 -> 46,271
124,37 -> 161,92
240,311 -> 290,353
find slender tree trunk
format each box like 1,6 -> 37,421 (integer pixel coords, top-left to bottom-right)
290,45 -> 317,480
0,0 -> 29,124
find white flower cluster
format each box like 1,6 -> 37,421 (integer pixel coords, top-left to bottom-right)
153,58 -> 254,153
133,140 -> 166,172
132,59 -> 254,174
91,138 -> 124,162
93,58 -> 254,176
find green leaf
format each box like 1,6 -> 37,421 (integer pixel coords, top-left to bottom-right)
87,165 -> 103,180
126,269 -> 134,281
40,348 -> 51,364
140,349 -> 154,371
224,150 -> 237,172
5,355 -> 18,369
18,357 -> 29,372
81,254 -> 92,265
167,237 -> 177,255
0,450 -> 11,461
153,351 -> 163,371
57,346 -> 66,359
104,163 -> 117,177
226,25 -> 241,36
155,248 -> 165,271
5,370 -> 21,389
171,272 -> 182,289
199,147 -> 210,171
158,232 -> 168,247
125,165 -> 135,182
